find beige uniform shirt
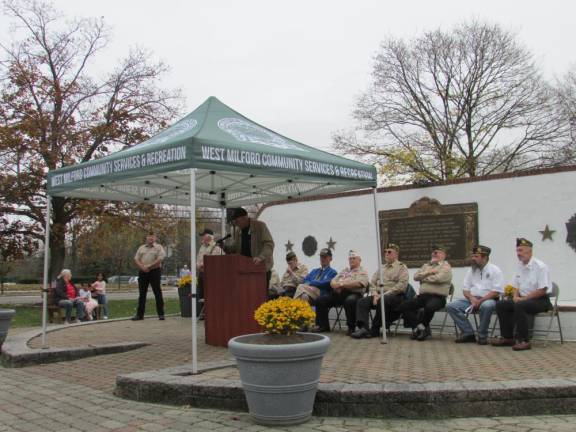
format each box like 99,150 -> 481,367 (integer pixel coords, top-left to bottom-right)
280,264 -> 309,288
369,260 -> 409,296
134,243 -> 166,269
196,241 -> 224,271
414,260 -> 452,296
332,266 -> 369,294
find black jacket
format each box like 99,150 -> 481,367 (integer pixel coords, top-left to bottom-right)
54,277 -> 77,303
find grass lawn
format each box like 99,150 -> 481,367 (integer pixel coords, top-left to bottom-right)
0,298 -> 181,328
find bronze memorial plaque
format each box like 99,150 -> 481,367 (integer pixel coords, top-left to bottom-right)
379,197 -> 478,268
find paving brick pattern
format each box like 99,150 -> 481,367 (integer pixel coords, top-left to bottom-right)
24,317 -> 576,391
1,367 -> 576,432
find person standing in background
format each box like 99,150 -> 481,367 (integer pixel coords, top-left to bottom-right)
133,231 -> 166,321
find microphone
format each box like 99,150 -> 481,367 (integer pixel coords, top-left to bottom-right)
216,234 -> 231,244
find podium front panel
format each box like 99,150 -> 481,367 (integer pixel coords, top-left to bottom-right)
204,255 -> 267,346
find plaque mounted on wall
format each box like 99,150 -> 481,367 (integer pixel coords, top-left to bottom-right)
379,197 -> 478,268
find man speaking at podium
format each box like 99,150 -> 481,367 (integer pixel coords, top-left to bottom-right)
228,207 -> 275,285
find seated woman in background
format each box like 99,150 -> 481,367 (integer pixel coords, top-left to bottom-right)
53,269 -> 85,324
91,272 -> 108,319
78,283 -> 99,321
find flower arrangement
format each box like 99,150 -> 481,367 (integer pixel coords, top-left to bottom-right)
504,284 -> 515,300
177,274 -> 192,288
254,297 -> 315,336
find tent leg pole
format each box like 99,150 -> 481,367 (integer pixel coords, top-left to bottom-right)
190,169 -> 198,374
221,206 -> 226,239
41,196 -> 51,348
372,187 -> 387,344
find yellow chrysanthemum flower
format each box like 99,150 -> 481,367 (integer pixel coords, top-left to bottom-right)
254,297 -> 316,335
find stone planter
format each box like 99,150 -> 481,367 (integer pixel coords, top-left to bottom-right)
0,309 -> 16,348
228,332 -> 330,426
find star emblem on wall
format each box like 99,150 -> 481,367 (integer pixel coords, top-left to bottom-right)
285,240 -> 294,252
539,225 -> 556,241
326,237 -> 337,250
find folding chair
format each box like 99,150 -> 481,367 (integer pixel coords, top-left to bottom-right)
528,282 -> 564,345
393,283 -> 416,334
433,283 -> 455,336
331,305 -> 345,331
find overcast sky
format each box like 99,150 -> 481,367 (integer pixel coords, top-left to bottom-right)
1,0 -> 575,151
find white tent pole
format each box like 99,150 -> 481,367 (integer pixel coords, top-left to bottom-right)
190,169 -> 198,374
221,207 -> 226,239
372,187 -> 387,344
41,196 -> 51,348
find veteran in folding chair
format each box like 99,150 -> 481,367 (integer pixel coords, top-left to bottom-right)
447,245 -> 503,345
277,252 -> 309,298
399,244 -> 452,341
314,250 -> 369,334
492,238 -> 552,351
351,243 -> 409,339
293,248 -> 337,303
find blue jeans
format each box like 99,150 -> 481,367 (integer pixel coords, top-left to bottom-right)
96,293 -> 108,317
58,299 -> 85,322
447,298 -> 496,339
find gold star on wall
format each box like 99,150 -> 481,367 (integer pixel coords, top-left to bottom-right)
539,225 -> 556,241
326,237 -> 337,250
285,240 -> 294,252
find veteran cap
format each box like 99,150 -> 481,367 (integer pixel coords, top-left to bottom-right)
431,244 -> 446,252
285,251 -> 296,261
348,250 -> 361,258
472,245 -> 491,255
319,248 -> 332,257
230,207 -> 248,220
386,243 -> 400,252
516,238 -> 533,247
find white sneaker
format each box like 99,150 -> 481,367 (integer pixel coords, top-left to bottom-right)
103,316 -> 108,320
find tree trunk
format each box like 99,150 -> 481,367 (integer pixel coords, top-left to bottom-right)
49,196 -> 68,280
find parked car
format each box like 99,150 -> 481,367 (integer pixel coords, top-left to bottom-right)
161,275 -> 178,286
108,275 -> 135,284
128,276 -> 139,285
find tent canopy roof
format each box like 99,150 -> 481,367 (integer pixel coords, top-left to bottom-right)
47,97 -> 377,207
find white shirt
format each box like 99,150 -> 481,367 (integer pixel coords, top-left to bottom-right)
513,257 -> 551,296
462,262 -> 504,297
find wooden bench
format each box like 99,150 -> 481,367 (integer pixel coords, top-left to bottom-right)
47,288 -> 64,324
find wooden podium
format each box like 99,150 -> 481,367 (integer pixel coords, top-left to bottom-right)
204,254 -> 267,347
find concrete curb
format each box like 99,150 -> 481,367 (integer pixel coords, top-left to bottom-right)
0,320 -> 148,368
115,364 -> 576,419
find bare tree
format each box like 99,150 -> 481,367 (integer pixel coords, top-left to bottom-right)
334,21 -> 569,183
0,0 -> 183,277
554,66 -> 576,164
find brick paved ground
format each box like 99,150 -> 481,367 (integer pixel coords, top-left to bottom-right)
24,316 -> 576,392
1,367 -> 576,432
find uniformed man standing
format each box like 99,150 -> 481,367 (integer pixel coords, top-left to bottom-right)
492,238 -> 552,351
314,250 -> 369,334
399,244 -> 452,341
133,231 -> 166,321
447,245 -> 503,345
351,243 -> 409,339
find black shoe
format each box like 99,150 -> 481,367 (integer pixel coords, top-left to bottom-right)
351,328 -> 370,339
369,328 -> 381,338
477,338 -> 488,345
346,327 -> 356,336
311,326 -> 331,333
159,315 -> 165,321
417,326 -> 431,341
131,316 -> 144,321
455,334 -> 476,343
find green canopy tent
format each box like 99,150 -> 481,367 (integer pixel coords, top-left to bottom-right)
42,97 -> 385,372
